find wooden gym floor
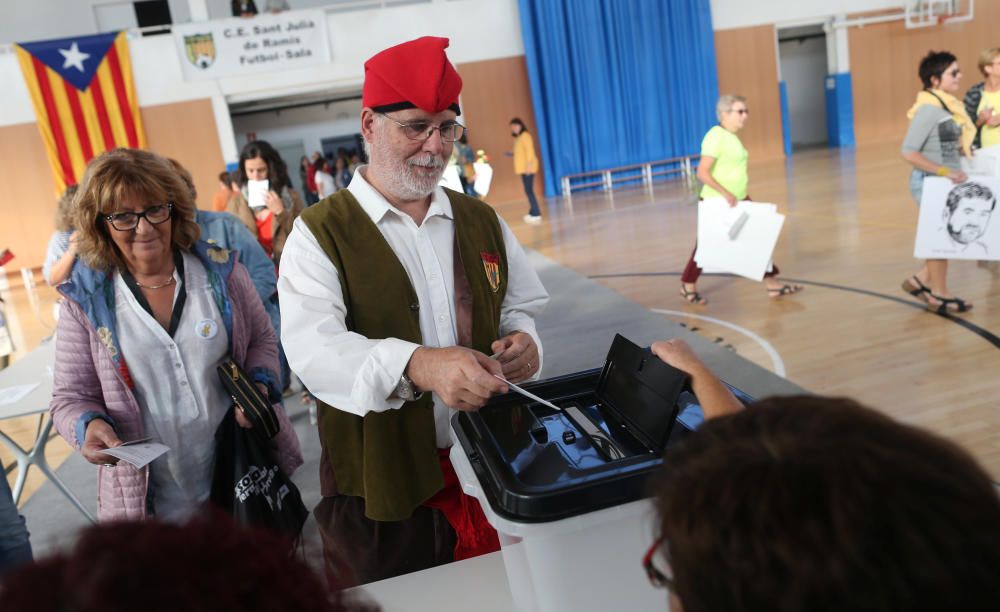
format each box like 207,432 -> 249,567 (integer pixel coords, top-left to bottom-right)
3,139 -> 999,508
494,139 -> 1000,481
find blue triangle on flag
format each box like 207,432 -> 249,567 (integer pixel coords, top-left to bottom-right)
17,31 -> 120,92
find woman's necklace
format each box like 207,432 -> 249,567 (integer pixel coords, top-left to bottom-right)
134,268 -> 176,290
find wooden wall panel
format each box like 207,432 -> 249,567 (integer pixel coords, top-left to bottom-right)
714,25 -> 784,161
456,55 -> 543,205
850,1 -> 1000,144
140,99 -> 226,211
0,98 -> 224,269
1,123 -> 59,270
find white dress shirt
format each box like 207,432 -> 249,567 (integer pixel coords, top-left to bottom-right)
116,251 -> 230,522
278,167 -> 549,446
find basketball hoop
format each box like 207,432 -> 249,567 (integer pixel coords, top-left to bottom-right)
905,0 -> 974,29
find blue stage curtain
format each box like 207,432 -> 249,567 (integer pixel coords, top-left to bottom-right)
518,0 -> 719,196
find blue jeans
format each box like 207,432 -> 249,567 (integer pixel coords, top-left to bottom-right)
0,460 -> 32,578
521,174 -> 541,217
909,169 -> 930,204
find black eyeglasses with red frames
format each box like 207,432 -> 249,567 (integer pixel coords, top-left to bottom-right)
643,535 -> 676,591
377,112 -> 467,142
104,203 -> 173,231
728,108 -> 750,116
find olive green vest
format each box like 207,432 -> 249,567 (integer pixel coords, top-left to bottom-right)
301,188 -> 508,521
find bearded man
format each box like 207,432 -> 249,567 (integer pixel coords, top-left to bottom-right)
278,37 -> 549,584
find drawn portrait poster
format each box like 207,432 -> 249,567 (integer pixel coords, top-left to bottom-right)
914,176 -> 1000,260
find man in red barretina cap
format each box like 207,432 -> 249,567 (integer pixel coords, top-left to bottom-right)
278,37 -> 549,584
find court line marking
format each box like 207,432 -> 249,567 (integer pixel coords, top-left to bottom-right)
589,272 -> 1000,351
651,308 -> 787,377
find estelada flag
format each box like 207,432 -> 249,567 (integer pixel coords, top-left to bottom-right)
15,31 -> 146,193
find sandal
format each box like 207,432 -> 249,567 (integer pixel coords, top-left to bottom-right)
926,293 -> 972,314
767,284 -> 803,298
901,276 -> 930,303
680,284 -> 707,305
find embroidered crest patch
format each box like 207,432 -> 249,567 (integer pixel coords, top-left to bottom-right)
480,251 -> 501,293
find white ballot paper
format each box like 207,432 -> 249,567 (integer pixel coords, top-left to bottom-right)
101,439 -> 169,469
0,383 -> 40,406
695,198 -> 785,281
494,374 -> 562,412
246,179 -> 269,210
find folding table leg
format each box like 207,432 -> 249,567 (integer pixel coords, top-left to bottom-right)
0,417 -> 95,523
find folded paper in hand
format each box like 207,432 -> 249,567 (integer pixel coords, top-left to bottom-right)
101,440 -> 169,469
247,179 -> 269,210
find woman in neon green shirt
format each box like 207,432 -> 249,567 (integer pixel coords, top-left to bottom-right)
679,95 -> 801,305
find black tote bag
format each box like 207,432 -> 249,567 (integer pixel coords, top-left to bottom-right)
210,407 -> 308,537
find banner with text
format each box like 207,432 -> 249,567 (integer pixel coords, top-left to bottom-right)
173,10 -> 329,81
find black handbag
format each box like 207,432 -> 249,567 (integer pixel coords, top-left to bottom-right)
210,406 -> 309,536
217,358 -> 280,439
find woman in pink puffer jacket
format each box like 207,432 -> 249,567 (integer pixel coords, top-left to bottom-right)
49,149 -> 302,522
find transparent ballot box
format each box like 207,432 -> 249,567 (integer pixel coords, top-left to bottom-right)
450,335 -> 753,611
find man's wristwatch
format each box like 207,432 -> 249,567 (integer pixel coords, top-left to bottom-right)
394,373 -> 423,402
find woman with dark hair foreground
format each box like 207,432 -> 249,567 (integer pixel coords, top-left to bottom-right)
0,513 -> 378,611
228,139 -> 304,266
645,341 -> 1000,612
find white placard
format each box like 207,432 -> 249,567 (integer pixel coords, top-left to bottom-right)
961,144 -> 1000,177
173,10 -> 330,81
914,176 -> 1000,260
695,199 -> 785,281
473,162 -> 493,197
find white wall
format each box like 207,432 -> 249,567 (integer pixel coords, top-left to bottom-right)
206,0 -> 361,19
231,98 -> 361,163
709,0 -> 902,30
1,0 -> 193,43
0,0 -> 523,164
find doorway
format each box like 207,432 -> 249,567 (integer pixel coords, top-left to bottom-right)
273,141 -> 307,196
778,24 -> 829,150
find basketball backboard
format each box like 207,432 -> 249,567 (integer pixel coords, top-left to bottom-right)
905,0 -> 974,28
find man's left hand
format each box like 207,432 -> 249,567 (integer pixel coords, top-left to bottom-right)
491,332 -> 539,383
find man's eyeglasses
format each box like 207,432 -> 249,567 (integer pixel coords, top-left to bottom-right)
104,203 -> 173,231
642,535 -> 676,591
728,108 -> 750,115
378,112 -> 467,142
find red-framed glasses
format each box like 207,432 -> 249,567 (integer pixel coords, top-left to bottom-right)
642,535 -> 676,590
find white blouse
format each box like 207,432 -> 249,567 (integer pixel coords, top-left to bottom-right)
116,251 -> 230,522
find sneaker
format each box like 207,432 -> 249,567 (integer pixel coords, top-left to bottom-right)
523,214 -> 542,224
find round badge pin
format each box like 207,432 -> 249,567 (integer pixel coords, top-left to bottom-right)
195,319 -> 218,340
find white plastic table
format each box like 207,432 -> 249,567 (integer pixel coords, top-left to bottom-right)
350,550 -> 515,612
0,337 -> 95,522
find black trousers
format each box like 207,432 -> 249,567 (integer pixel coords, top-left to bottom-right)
314,495 -> 456,587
